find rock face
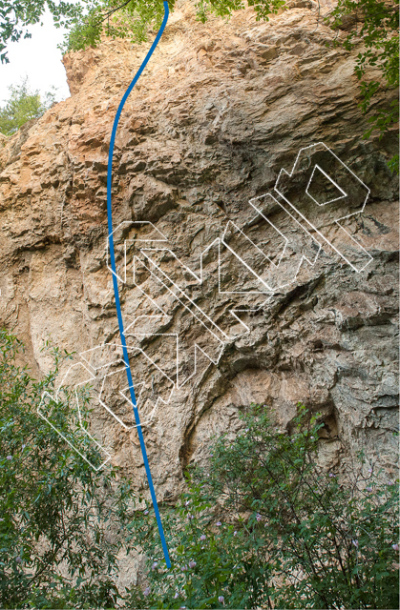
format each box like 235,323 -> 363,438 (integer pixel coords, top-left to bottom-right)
0,0 -> 398,507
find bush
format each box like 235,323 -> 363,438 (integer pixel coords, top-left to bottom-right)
0,330 -> 136,608
127,405 -> 399,609
328,0 -> 399,172
1,330 -> 397,608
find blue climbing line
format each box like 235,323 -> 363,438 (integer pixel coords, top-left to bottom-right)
106,1 -> 171,568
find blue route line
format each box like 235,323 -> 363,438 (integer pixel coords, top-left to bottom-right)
106,1 -> 171,568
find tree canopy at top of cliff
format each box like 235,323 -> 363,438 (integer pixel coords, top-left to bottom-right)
1,0 -> 398,60
0,0 -> 80,64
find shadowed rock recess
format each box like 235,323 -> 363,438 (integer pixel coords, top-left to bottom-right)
0,0 -> 398,503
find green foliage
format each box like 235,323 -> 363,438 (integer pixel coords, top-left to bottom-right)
328,0 -> 399,171
0,0 -> 82,64
0,330 -> 136,608
127,405 -> 399,609
64,0 -> 285,53
0,78 -> 57,136
1,330 -> 398,609
65,0 -> 176,52
192,0 -> 286,24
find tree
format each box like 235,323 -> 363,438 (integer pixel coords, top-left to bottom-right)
0,78 -> 57,136
0,330 -> 137,608
127,405 -> 399,609
328,0 -> 399,171
64,0 -> 285,52
0,0 -> 82,64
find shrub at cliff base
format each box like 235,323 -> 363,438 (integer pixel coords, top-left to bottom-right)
0,330 -> 398,608
0,330 -> 137,608
127,406 -> 399,609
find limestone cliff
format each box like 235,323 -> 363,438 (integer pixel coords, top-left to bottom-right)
0,0 -> 398,511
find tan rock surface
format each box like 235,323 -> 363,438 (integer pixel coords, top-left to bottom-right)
0,0 -> 398,516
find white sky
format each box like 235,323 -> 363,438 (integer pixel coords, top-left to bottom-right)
0,9 -> 70,105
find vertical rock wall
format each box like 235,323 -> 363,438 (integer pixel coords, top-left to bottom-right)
0,0 -> 398,502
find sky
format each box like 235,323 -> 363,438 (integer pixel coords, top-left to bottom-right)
0,10 -> 71,106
